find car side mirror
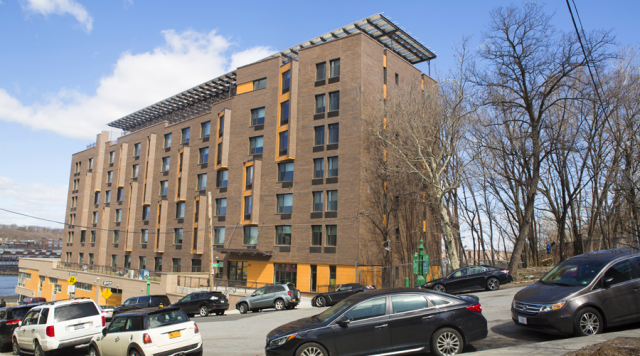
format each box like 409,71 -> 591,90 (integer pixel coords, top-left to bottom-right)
604,277 -> 614,288
337,318 -> 350,327
251,293 -> 256,297
102,327 -> 108,336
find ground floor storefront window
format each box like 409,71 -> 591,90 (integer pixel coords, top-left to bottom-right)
274,263 -> 297,286
228,261 -> 248,282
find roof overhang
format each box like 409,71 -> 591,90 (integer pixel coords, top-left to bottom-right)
215,248 -> 273,257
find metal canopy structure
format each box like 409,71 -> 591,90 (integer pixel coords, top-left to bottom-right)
108,13 -> 435,133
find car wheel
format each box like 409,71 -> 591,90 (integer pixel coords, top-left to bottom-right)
34,343 -> 46,356
238,303 -> 248,314
574,307 -> 603,336
216,311 -> 225,316
296,342 -> 329,356
199,306 -> 209,317
12,338 -> 20,356
274,299 -> 285,311
431,327 -> 463,356
129,348 -> 141,356
89,346 -> 99,356
434,284 -> 446,293
315,296 -> 326,307
486,277 -> 500,291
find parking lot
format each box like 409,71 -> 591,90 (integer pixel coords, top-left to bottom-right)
3,286 -> 639,356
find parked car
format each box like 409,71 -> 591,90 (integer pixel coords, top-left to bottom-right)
236,284 -> 299,314
12,298 -> 105,356
512,248 -> 640,337
170,291 -> 229,317
20,297 -> 46,305
312,283 -> 376,307
99,305 -> 114,321
113,295 -> 171,317
89,307 -> 202,356
0,304 -> 41,350
420,265 -> 513,293
266,287 -> 487,356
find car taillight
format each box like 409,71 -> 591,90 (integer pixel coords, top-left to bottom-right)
46,326 -> 55,337
102,316 -> 106,327
143,333 -> 152,344
6,319 -> 21,325
194,323 -> 199,334
287,291 -> 291,296
466,304 -> 482,313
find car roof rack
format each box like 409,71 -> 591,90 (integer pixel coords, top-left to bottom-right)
40,297 -> 92,306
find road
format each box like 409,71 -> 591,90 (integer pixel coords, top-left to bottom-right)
3,286 -> 639,356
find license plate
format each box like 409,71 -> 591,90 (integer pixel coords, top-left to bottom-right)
169,331 -> 181,339
75,324 -> 85,330
518,316 -> 527,325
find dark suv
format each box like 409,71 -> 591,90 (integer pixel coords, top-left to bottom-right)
170,291 -> 229,317
0,305 -> 40,350
113,295 -> 171,317
512,248 -> 640,336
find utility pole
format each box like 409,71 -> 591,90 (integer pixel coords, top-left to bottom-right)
207,192 -> 214,292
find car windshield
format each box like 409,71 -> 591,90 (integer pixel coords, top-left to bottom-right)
540,260 -> 607,286
316,298 -> 358,323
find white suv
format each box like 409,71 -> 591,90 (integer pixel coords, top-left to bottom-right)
89,307 -> 202,356
13,298 -> 104,356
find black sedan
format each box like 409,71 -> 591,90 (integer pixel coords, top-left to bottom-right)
421,265 -> 513,293
266,288 -> 487,356
312,283 -> 376,307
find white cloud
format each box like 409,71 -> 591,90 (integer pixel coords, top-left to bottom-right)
0,176 -> 68,228
22,0 -> 93,32
0,29 -> 274,140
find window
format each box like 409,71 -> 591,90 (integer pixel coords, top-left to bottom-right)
162,157 -> 170,172
141,230 -> 149,244
251,107 -> 265,126
328,157 -> 339,177
329,91 -> 340,111
132,164 -> 139,178
117,187 -> 124,201
282,70 -> 291,93
174,228 -> 183,244
275,226 -> 292,245
244,226 -> 258,245
79,253 -> 84,264
253,78 -> 267,90
142,205 -> 150,220
160,181 -> 168,195
197,174 -> 207,190
328,123 -> 339,143
181,128 -> 190,143
384,66 -> 387,84
67,231 -> 74,243
326,225 -> 337,246
280,101 -> 289,125
115,209 -> 122,222
278,162 -> 294,182
76,282 -> 93,291
218,115 -> 224,137
314,158 -> 324,178
107,171 -> 113,183
154,257 -> 162,272
112,255 -> 118,268
274,264 -> 297,285
312,226 -> 322,246
89,253 -> 94,265
315,94 -> 325,114
92,212 -> 98,224
327,190 -> 338,211
249,136 -> 264,154
113,230 -> 120,243
179,152 -> 183,172
176,202 -> 185,218
172,258 -> 181,272
316,62 -> 326,81
90,231 -> 96,243
199,147 -> 209,164
313,192 -> 323,212
279,131 -> 288,154
134,143 -> 141,156
244,196 -> 252,219
94,192 -> 100,205
392,294 -> 428,313
109,151 -> 115,164
80,231 -> 86,243
605,260 -> 634,285
196,120 -> 209,138
214,227 -> 225,245
330,58 -> 340,77
124,255 -> 131,269
164,133 -> 172,148
245,165 -> 254,189
343,297 -> 387,322
216,143 -> 222,165
191,259 -> 202,272
217,170 -> 228,187
105,190 -> 111,203
216,198 -> 227,216
314,126 -> 325,146
395,72 -> 400,84
277,194 -> 293,213
88,158 -> 94,169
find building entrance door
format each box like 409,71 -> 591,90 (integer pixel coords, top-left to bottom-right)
228,261 -> 248,285
310,265 -> 317,292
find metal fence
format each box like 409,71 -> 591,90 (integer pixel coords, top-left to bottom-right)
57,262 -> 162,281
357,262 -> 447,289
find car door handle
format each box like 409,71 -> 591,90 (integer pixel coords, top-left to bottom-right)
115,337 -> 120,342
422,316 -> 434,320
375,324 -> 388,329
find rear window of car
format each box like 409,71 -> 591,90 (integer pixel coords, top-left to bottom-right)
54,302 -> 99,322
10,307 -> 30,320
148,309 -> 189,328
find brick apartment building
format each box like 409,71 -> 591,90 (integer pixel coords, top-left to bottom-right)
20,14 -> 441,300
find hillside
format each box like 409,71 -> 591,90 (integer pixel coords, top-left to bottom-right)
0,224 -> 63,242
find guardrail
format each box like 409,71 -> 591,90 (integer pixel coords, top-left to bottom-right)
57,262 -> 162,281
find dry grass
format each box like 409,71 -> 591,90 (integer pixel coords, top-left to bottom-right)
563,337 -> 640,356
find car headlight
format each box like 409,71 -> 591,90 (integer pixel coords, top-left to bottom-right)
539,302 -> 566,312
269,334 -> 297,346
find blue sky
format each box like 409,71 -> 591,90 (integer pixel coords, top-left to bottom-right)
0,0 -> 638,227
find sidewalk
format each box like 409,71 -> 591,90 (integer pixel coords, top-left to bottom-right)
471,329 -> 640,355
